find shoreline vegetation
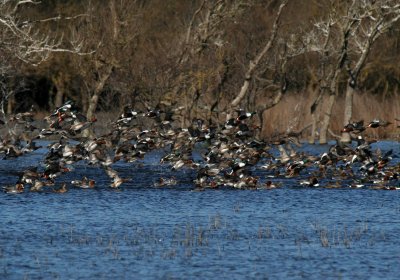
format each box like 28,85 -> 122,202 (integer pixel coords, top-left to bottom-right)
1,0 -> 400,145
28,89 -> 400,141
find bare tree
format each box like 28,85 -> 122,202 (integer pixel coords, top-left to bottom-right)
226,0 -> 288,121
306,2 -> 357,144
308,0 -> 400,144
68,0 -> 141,132
249,34 -> 308,139
0,0 -> 89,66
0,0 -> 92,117
170,0 -> 247,126
340,0 -> 400,142
81,0 -> 119,123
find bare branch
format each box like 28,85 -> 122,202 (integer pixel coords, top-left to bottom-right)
0,1 -> 93,66
228,0 -> 288,116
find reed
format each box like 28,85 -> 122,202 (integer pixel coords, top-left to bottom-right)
209,213 -> 223,230
1,210 -> 392,280
308,220 -> 377,249
319,228 -> 330,247
262,91 -> 400,139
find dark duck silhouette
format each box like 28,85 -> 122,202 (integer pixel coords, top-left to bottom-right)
342,120 -> 365,133
367,119 -> 392,128
235,109 -> 256,121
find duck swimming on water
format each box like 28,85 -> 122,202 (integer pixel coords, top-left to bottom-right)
3,182 -> 24,194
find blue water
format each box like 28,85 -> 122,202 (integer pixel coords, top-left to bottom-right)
0,141 -> 399,279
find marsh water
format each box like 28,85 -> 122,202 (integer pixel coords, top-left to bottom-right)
1,141 -> 399,279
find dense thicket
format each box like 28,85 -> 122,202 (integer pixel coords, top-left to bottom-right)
1,0 -> 399,139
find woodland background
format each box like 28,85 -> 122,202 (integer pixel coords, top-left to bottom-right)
1,0 -> 399,142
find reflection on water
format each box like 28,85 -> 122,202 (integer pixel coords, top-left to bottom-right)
0,141 -> 399,279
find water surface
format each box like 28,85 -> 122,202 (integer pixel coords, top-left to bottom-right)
0,141 -> 399,279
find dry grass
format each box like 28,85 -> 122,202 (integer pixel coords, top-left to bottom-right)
10,90 -> 400,142
261,91 -> 400,140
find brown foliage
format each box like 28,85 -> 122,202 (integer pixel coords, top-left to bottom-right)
2,0 -> 400,139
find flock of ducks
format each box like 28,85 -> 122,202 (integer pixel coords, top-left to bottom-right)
1,101 -> 400,194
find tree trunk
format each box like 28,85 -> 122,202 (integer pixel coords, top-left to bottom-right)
83,0 -> 118,137
319,93 -> 336,144
7,95 -> 15,115
256,110 -> 265,139
226,1 -> 287,120
54,88 -> 64,108
341,83 -> 355,143
227,77 -> 251,120
52,73 -> 67,108
83,64 -> 114,137
86,92 -> 99,121
86,65 -> 114,121
308,110 -> 318,144
308,86 -> 323,144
